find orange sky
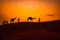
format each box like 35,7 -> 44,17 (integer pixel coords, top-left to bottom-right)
0,0 -> 60,24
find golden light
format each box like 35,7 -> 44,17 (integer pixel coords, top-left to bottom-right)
0,0 -> 59,24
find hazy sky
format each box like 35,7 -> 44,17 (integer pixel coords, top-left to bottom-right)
0,0 -> 60,24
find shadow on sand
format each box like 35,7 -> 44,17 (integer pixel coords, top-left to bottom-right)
0,20 -> 60,40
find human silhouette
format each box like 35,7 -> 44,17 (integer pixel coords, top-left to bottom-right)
27,17 -> 36,22
38,18 -> 40,22
10,17 -> 17,23
18,18 -> 20,22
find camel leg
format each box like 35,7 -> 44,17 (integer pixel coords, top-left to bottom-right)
31,20 -> 33,22
29,20 -> 32,22
13,21 -> 14,23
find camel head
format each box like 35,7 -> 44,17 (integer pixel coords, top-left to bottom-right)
14,17 -> 17,19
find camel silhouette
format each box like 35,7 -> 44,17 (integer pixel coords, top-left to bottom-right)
2,21 -> 8,24
27,17 -> 36,22
10,17 -> 17,23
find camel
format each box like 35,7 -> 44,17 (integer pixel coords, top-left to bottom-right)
27,17 -> 36,22
3,21 -> 8,24
10,17 -> 17,23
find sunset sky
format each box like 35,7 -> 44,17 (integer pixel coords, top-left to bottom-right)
0,0 -> 60,24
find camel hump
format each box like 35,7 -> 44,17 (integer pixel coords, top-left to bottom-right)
28,17 -> 32,18
28,17 -> 35,18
